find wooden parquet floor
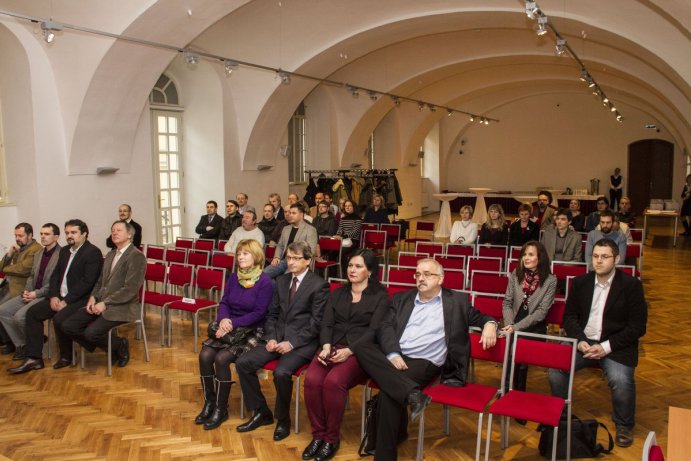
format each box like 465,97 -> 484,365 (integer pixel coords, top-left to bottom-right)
0,218 -> 688,460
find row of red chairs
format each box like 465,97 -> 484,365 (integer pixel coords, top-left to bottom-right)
144,244 -> 235,271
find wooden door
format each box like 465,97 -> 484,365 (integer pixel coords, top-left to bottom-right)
627,140 -> 674,214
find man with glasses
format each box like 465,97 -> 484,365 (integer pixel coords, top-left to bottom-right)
353,258 -> 498,461
585,210 -> 627,270
235,241 -> 328,441
549,239 -> 647,448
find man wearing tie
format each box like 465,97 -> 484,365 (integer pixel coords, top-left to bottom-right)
235,241 -> 328,441
195,201 -> 223,240
60,220 -> 146,368
10,219 -> 102,374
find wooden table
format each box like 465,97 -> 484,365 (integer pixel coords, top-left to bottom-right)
643,210 -> 679,247
667,406 -> 691,460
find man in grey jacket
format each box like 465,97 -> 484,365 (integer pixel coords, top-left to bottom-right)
541,208 -> 583,262
0,223 -> 61,360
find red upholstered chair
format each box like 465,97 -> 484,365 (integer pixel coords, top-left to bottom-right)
435,255 -> 466,271
210,251 -> 235,272
471,292 -> 504,322
361,222 -> 379,234
164,265 -> 225,352
383,281 -> 416,297
509,245 -> 522,260
417,330 -> 511,461
467,256 -> 502,278
416,241 -> 444,257
398,251 -> 427,268
139,261 -> 181,345
164,247 -> 187,264
551,261 -> 588,284
441,268 -> 466,290
485,332 -> 578,461
315,237 -> 343,279
404,221 -> 435,251
629,228 -> 644,242
194,238 -> 216,252
470,271 -> 509,295
387,265 -> 417,284
187,249 -> 210,267
380,223 -> 402,250
144,244 -> 165,261
264,244 -> 277,261
643,431 -> 665,461
477,245 -> 508,269
175,237 -> 194,249
625,242 -> 643,277
446,243 -> 475,258
362,230 -> 388,265
507,259 -> 519,273
239,360 -> 310,433
217,239 -> 226,252
545,300 -> 567,331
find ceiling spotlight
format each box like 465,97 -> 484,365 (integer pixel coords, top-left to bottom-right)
483,118 -> 490,125
447,109 -> 453,117
40,20 -> 63,43
277,70 -> 291,85
616,113 -> 623,122
391,96 -> 401,107
610,105 -> 617,112
603,97 -> 609,103
536,16 -> 549,36
367,91 -> 378,101
525,1 -> 540,19
348,86 -> 360,98
418,102 -> 425,111
428,104 -> 436,112
184,49 -> 198,65
579,69 -> 589,82
223,59 -> 238,76
555,38 -> 566,55
469,116 -> 475,122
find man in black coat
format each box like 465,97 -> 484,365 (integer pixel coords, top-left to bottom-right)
235,241 -> 328,441
194,200 -> 223,240
549,238 -> 647,449
10,219 -> 103,373
353,258 -> 498,461
106,204 -> 142,249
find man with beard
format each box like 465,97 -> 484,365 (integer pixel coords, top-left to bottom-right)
531,190 -> 557,229
585,210 -> 627,270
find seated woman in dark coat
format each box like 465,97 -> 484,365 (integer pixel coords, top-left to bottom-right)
363,194 -> 391,225
479,204 -> 509,246
302,249 -> 391,461
509,203 -> 540,247
195,239 -> 273,430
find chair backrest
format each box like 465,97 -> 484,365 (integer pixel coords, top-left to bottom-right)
384,282 -> 416,298
470,271 -> 509,294
194,238 -> 215,252
361,223 -> 379,234
471,292 -> 504,321
467,256 -> 502,277
217,239 -> 226,251
380,223 -> 401,246
477,245 -> 508,264
629,228 -> 643,242
414,221 -> 435,233
387,266 -> 417,284
318,236 -> 343,253
416,241 -> 444,256
187,249 -> 210,267
545,299 -> 566,327
435,255 -> 465,270
619,265 -> 636,277
442,268 -> 465,290
265,245 -> 277,260
211,251 -> 235,271
329,281 -> 345,292
362,230 -> 386,250
507,259 -> 519,273
144,261 -> 167,285
578,232 -> 588,242
164,248 -> 187,264
145,244 -> 165,261
195,266 -> 226,297
551,261 -> 588,282
446,243 -> 475,258
513,331 -> 576,372
626,242 -> 643,258
509,245 -> 522,260
398,251 -> 426,268
175,237 -> 195,249
643,431 -> 665,461
166,263 -> 194,293
469,329 -> 509,364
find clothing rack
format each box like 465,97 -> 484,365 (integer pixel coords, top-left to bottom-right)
303,168 -> 403,211
304,168 -> 398,178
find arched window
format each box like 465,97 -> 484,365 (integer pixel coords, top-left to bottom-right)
150,74 -> 184,244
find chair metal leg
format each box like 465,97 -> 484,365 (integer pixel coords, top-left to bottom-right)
193,313 -> 199,353
160,306 -> 166,346
80,345 -> 85,369
107,329 -> 113,377
443,405 -> 450,435
552,426 -> 558,461
139,320 -> 150,362
47,319 -> 53,359
294,374 -> 301,433
484,413 -> 493,461
360,384 -> 367,440
475,413 -> 484,461
416,411 -> 425,461
240,388 -> 245,419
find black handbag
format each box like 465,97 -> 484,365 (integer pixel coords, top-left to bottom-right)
207,321 -> 254,347
538,416 -> 614,459
358,394 -> 408,457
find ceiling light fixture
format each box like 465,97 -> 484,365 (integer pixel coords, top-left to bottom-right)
447,109 -> 453,117
223,59 -> 238,76
277,70 -> 291,85
40,20 -> 63,43
427,104 -> 436,112
367,91 -> 378,101
536,16 -> 549,36
348,85 -> 360,98
555,38 -> 566,56
418,102 -> 425,111
525,1 -> 540,19
183,49 -> 198,65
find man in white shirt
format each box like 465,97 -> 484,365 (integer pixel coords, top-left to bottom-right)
224,210 -> 265,254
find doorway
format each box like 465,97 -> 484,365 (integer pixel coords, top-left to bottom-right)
627,139 -> 674,214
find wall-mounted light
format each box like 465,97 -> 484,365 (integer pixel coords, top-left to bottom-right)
257,164 -> 273,171
96,166 -> 119,175
277,70 -> 291,85
184,49 -> 198,65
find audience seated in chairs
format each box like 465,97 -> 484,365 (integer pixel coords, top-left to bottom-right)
569,199 -> 587,232
541,208 -> 583,262
258,203 -> 280,244
219,200 -> 242,242
532,190 -> 557,229
509,203 -> 540,247
195,201 -> 223,240
479,204 -> 509,246
334,199 -> 362,258
302,249 -> 390,461
196,239 -> 272,430
363,194 -> 391,225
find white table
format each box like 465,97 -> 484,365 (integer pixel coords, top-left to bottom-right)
643,210 -> 679,247
468,188 -> 493,224
432,193 -> 461,239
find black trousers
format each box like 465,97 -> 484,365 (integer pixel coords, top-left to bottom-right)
354,341 -> 441,461
24,298 -> 87,360
235,343 -> 313,422
60,308 -> 126,352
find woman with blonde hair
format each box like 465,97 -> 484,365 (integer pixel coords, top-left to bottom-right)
479,203 -> 508,245
195,239 -> 272,430
450,205 -> 478,245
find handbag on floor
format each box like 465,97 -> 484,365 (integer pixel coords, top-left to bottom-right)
537,415 -> 614,459
358,394 -> 408,457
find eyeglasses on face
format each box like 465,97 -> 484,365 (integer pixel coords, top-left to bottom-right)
414,271 -> 442,279
592,254 -> 614,261
286,256 -> 306,262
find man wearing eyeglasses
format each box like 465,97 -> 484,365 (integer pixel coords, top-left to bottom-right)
264,203 -> 318,279
549,238 -> 647,449
235,241 -> 328,441
353,258 -> 498,461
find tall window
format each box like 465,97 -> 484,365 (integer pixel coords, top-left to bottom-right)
150,75 -> 184,245
288,102 -> 306,184
0,100 -> 8,204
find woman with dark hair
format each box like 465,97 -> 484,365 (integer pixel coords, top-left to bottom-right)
302,249 -> 391,461
479,203 -> 509,245
363,194 -> 391,225
334,199 -> 363,249
500,241 -> 557,400
195,239 -> 272,430
569,199 -> 586,232
509,203 -> 540,247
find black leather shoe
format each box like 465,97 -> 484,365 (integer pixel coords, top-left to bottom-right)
53,358 -> 72,369
314,441 -> 339,461
236,410 -> 274,432
302,439 -> 323,460
407,389 -> 432,423
12,346 -> 26,361
273,420 -> 290,441
8,358 -> 44,374
203,407 -> 228,430
117,338 -> 129,367
1,343 -> 16,355
195,401 -> 215,425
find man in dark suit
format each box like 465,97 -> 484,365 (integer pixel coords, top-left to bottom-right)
61,220 -> 146,368
10,219 -> 103,374
549,238 -> 647,448
235,241 -> 328,441
353,258 -> 498,461
194,200 -> 223,240
106,204 -> 142,249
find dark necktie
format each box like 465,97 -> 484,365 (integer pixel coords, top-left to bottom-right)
289,276 -> 298,302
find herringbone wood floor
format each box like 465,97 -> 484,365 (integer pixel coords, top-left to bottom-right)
0,217 -> 688,460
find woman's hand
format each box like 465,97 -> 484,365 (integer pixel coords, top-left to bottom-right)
317,344 -> 331,365
501,325 -> 514,334
215,318 -> 233,338
330,347 -> 352,363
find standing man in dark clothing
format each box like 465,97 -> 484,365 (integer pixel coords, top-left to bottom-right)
106,204 -> 142,249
